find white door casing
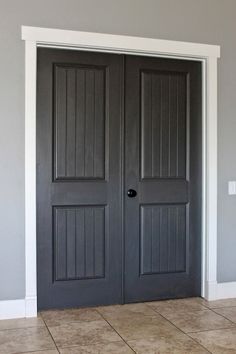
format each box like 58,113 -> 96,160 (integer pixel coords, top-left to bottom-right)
22,26 -> 220,317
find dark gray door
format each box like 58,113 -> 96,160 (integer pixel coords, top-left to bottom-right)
124,56 -> 202,302
37,48 -> 123,309
37,49 -> 202,309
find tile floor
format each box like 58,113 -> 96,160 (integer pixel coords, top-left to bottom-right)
1,298 -> 236,353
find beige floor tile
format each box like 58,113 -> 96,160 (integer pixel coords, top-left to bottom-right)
0,326 -> 56,354
20,351 -> 59,354
146,298 -> 207,315
162,308 -> 235,333
190,327 -> 236,353
97,302 -> 157,319
104,312 -> 183,341
48,319 -> 121,348
202,298 -> 236,309
213,306 -> 236,323
0,316 -> 44,331
59,341 -> 134,353
128,334 -> 209,354
40,308 -> 102,326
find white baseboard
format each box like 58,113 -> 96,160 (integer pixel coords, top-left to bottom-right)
0,297 -> 37,320
216,281 -> 236,300
0,299 -> 26,320
205,281 -> 236,301
204,281 -> 218,300
1,283 -> 236,320
25,296 -> 37,317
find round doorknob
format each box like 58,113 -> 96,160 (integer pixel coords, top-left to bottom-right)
127,189 -> 137,198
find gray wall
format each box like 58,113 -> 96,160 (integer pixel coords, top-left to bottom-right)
0,0 -> 235,300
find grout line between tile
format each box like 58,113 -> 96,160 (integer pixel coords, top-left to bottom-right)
17,349 -> 59,354
27,300 -> 236,354
195,303 -> 212,309
94,308 -> 136,353
187,325 -> 236,334
145,303 -> 213,354
39,318 -> 104,326
41,316 -> 60,353
53,340 -> 129,353
145,301 -> 212,313
145,300 -> 236,328
206,307 -> 236,326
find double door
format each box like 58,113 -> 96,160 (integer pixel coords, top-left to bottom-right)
37,48 -> 201,309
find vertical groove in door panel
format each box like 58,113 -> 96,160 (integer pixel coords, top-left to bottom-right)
152,75 -> 161,177
159,206 -> 168,272
85,208 -> 94,277
76,69 -> 85,177
66,209 -> 76,278
176,206 -> 187,271
94,69 -> 106,178
141,70 -> 187,179
152,207 -> 160,273
55,68 -> 67,178
85,70 -> 95,178
140,207 -> 152,274
177,75 -> 187,178
66,69 -> 76,177
169,75 -> 178,177
141,72 -> 152,178
75,208 -> 85,278
94,208 -> 105,277
54,208 -> 67,280
54,206 -> 105,281
161,74 -> 169,178
54,65 -> 106,180
140,204 -> 187,275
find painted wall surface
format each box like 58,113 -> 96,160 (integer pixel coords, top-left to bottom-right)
0,0 -> 235,300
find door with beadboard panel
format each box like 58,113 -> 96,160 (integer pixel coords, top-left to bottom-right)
124,55 -> 202,302
37,48 -> 123,309
37,49 -> 202,309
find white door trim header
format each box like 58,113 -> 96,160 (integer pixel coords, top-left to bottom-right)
22,26 -> 220,58
21,26 -> 220,317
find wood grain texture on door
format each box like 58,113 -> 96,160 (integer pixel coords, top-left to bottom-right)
37,48 -> 123,309
141,71 -> 186,179
140,204 -> 186,275
54,65 -> 106,180
125,55 -> 202,302
37,49 -> 202,309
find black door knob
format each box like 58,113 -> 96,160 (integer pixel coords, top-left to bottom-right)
127,189 -> 137,198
